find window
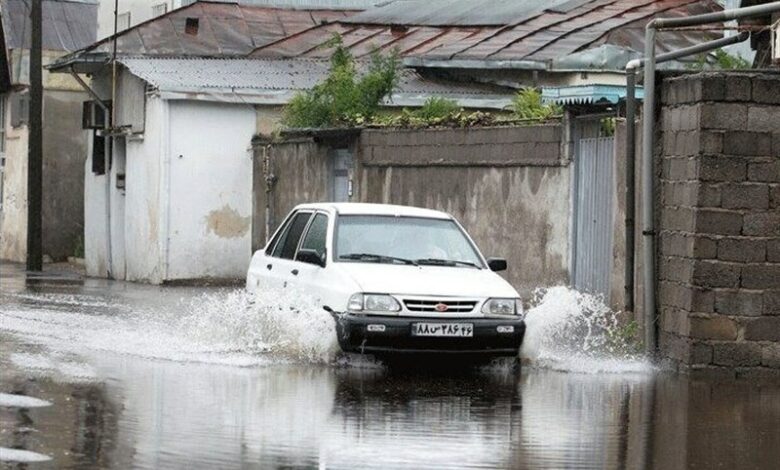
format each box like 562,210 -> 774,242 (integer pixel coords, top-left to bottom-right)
185,17 -> 199,35
152,3 -> 168,16
300,213 -> 329,260
271,212 -> 312,259
335,215 -> 483,267
117,12 -> 131,31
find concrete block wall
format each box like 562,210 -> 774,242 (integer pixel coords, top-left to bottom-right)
356,125 -> 570,292
659,72 -> 780,378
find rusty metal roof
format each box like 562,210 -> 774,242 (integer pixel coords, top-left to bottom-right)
49,0 -> 360,72
250,0 -> 724,70
2,0 -> 98,52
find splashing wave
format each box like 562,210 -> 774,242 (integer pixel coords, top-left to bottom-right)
520,286 -> 652,374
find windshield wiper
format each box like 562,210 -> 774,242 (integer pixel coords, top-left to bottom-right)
415,258 -> 481,269
339,253 -> 418,265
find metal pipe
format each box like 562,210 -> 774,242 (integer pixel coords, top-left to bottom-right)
624,71 -> 636,313
641,25 -> 657,355
653,1 -> 780,29
638,1 -> 780,356
623,31 -> 749,314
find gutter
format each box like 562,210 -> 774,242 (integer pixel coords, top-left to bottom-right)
638,1 -> 780,356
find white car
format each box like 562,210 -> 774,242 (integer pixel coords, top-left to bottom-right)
246,203 -> 525,356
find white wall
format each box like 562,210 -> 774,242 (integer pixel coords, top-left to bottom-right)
97,0 -> 190,39
166,100 -> 256,281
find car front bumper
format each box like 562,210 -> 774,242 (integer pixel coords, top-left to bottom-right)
334,314 -> 526,355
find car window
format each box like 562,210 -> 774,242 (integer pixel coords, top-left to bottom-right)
272,212 -> 312,259
335,215 -> 483,267
265,212 -> 295,255
300,213 -> 329,260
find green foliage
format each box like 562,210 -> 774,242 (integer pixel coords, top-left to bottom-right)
607,320 -> 642,356
688,49 -> 752,70
510,88 -> 562,120
413,97 -> 462,121
600,117 -> 616,137
374,107 -> 499,128
282,35 -> 399,128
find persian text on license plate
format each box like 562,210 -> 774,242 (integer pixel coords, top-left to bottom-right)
411,323 -> 473,337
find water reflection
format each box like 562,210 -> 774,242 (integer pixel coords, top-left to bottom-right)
4,350 -> 780,469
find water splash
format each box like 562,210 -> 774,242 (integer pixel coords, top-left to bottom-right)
0,288 -> 340,369
520,286 -> 652,374
173,288 -> 339,364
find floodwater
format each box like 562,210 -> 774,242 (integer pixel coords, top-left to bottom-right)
1,263 -> 780,469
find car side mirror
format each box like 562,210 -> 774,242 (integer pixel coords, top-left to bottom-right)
487,257 -> 507,272
296,248 -> 326,267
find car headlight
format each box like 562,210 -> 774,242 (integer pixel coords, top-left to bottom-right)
482,298 -> 523,317
348,293 -> 401,313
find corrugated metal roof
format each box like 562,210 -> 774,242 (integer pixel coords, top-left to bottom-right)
117,56 -> 514,108
49,1 -> 360,72
342,0 -> 573,26
251,0 -> 724,71
2,0 -> 98,51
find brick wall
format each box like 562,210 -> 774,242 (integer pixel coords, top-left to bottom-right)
659,72 -> 780,378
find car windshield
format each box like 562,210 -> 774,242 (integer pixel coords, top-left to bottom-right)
335,215 -> 483,268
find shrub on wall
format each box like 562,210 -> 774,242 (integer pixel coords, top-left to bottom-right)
282,35 -> 399,128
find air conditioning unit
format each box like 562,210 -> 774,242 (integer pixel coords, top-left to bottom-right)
82,100 -> 111,129
772,19 -> 780,63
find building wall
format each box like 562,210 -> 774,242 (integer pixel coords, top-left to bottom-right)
97,0 -> 188,39
0,89 -> 88,262
356,126 -> 570,292
0,102 -> 29,261
253,125 -> 571,293
84,72 -> 256,282
657,72 -> 780,378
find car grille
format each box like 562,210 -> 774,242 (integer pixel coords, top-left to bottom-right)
403,299 -> 477,313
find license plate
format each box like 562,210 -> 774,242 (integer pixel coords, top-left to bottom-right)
411,323 -> 473,337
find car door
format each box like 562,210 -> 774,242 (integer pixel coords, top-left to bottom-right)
289,211 -> 358,310
255,210 -> 313,291
288,212 -> 331,301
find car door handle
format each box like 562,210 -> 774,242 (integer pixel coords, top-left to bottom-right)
266,264 -> 272,270
291,269 -> 299,276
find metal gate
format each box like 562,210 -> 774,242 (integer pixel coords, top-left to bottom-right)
573,136 -> 615,297
330,148 -> 352,202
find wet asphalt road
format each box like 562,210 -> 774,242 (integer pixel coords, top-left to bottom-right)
1,263 -> 780,469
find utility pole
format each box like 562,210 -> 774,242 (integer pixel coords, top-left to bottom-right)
26,0 -> 43,271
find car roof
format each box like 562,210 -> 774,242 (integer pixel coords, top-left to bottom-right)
294,202 -> 452,220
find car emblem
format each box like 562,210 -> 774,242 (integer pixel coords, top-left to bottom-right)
435,303 -> 449,312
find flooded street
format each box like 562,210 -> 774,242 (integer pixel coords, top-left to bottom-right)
2,263 -> 780,469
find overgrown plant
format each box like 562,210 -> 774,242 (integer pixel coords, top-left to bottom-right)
688,49 -> 752,70
509,88 -> 562,120
413,97 -> 462,121
282,35 -> 399,128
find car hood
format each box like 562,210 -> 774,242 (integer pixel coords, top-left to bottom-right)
336,262 -> 518,298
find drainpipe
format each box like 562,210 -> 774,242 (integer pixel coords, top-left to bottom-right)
640,1 -> 780,355
69,67 -> 113,278
623,31 -> 750,316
